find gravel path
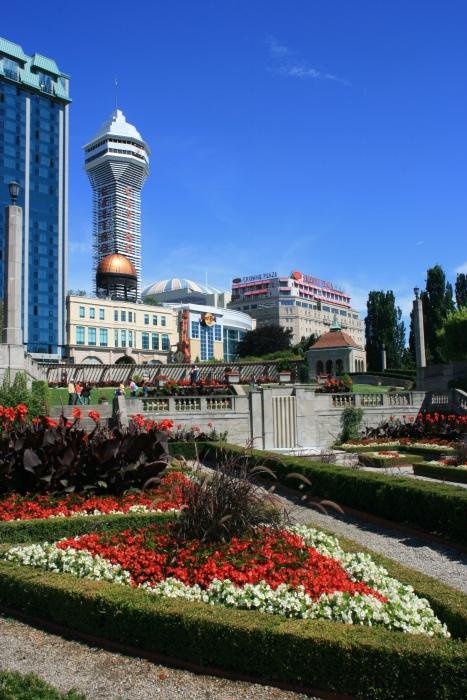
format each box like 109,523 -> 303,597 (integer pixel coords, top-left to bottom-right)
0,617 -> 313,700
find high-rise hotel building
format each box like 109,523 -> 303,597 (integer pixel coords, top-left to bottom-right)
229,270 -> 364,347
0,37 -> 70,356
84,110 -> 149,300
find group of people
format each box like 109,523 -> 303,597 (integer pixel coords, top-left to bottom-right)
67,381 -> 92,405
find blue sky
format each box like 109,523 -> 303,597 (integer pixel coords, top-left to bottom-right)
3,0 -> 466,321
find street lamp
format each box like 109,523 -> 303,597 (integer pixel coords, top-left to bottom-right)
413,287 -> 420,299
8,181 -> 20,205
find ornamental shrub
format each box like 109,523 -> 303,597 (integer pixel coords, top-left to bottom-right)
0,411 -> 169,496
340,407 -> 364,442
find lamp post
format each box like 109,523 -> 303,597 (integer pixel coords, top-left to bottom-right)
412,286 -> 426,389
2,182 -> 23,345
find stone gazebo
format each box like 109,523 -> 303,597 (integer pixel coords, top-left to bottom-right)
306,321 -> 366,377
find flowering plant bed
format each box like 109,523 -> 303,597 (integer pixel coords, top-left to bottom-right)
0,532 -> 465,698
0,472 -> 190,522
2,523 -> 449,638
358,451 -> 414,469
413,462 -> 467,484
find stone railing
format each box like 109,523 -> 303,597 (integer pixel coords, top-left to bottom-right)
140,395 -> 235,413
426,389 -> 467,414
330,392 -> 421,409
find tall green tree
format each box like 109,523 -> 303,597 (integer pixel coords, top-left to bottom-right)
236,324 -> 292,358
455,273 -> 467,309
365,291 -> 406,371
438,307 -> 467,361
420,265 -> 455,364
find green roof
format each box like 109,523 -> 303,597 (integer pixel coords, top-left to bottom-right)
0,37 -> 27,62
0,36 -> 70,102
32,53 -> 61,76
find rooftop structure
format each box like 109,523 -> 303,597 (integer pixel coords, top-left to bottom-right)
84,109 -> 150,300
143,277 -> 231,308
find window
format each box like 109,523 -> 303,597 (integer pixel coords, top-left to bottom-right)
200,325 -> 214,360
76,326 -> 85,345
114,310 -> 118,322
160,316 -> 167,327
88,327 -> 96,346
142,332 -> 149,350
144,314 -> 149,325
214,324 -> 222,341
152,315 -> 157,325
191,321 -> 199,339
99,308 -> 105,320
128,330 -> 133,348
128,311 -> 133,322
121,310 -> 126,322
151,332 -> 159,350
89,307 -> 95,319
99,328 -> 108,346
161,334 -> 170,351
121,330 -> 127,347
114,330 -> 119,347
79,306 -> 85,318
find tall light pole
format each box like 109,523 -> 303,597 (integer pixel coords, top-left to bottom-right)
2,181 -> 23,345
413,287 -> 426,388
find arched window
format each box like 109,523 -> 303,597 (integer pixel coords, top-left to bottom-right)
336,359 -> 343,374
115,355 -> 136,365
316,360 -> 324,375
82,356 -> 103,365
326,359 -> 333,374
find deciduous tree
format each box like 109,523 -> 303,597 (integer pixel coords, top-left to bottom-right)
365,291 -> 406,371
420,265 -> 455,363
236,324 -> 292,357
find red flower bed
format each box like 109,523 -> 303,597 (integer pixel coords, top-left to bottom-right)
0,472 -> 189,522
56,523 -> 387,602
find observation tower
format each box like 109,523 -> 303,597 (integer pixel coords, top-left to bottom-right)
84,109 -> 150,299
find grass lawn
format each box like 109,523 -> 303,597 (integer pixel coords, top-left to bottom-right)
48,387 -> 117,407
352,383 -> 405,394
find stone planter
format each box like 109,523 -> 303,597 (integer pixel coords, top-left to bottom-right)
279,371 -> 292,383
225,372 -> 240,384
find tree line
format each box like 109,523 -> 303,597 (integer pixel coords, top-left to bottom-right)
365,266 -> 467,371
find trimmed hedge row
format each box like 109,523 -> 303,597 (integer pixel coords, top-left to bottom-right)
0,560 -> 465,699
0,511 -> 175,545
200,443 -> 467,544
413,463 -> 467,485
337,443 -> 455,457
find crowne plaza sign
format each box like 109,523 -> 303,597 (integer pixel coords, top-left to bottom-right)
232,272 -> 278,284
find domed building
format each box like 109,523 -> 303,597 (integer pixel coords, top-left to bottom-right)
142,278 -> 231,308
96,253 -> 137,302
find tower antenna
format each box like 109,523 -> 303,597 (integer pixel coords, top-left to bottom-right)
114,76 -> 118,110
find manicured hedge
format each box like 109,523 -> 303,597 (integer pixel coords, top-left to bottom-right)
413,463 -> 467,485
169,441 -> 205,461
0,560 -> 465,699
201,444 -> 467,544
0,511 -> 175,545
337,443 -> 455,457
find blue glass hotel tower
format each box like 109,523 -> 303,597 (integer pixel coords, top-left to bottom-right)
0,37 -> 70,356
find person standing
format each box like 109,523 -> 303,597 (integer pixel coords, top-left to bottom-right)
74,382 -> 83,405
67,381 -> 76,406
81,383 -> 91,405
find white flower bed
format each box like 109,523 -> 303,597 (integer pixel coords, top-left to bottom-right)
45,505 -> 180,520
1,525 -> 449,638
424,461 -> 467,470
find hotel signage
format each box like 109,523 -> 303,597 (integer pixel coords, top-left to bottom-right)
233,272 -> 277,284
292,271 -> 344,293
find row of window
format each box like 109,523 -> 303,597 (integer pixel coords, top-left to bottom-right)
77,306 -> 168,326
190,321 -> 222,341
75,326 -> 170,350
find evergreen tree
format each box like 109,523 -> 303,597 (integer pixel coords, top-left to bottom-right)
365,291 -> 406,371
420,265 -> 455,364
455,273 -> 467,308
236,324 -> 292,357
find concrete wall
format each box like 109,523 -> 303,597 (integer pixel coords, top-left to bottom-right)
418,361 -> 467,391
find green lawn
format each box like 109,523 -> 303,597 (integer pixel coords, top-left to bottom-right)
48,387 -> 116,407
0,670 -> 85,699
352,383 -> 405,394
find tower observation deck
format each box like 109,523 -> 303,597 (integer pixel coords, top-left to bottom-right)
84,109 -> 150,299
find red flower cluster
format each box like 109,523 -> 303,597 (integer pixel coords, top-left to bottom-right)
0,472 -> 190,521
130,415 -> 174,433
56,524 -> 387,602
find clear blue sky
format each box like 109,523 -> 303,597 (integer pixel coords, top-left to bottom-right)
3,0 -> 466,322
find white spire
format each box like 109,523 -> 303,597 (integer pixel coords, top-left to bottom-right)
86,109 -> 145,146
